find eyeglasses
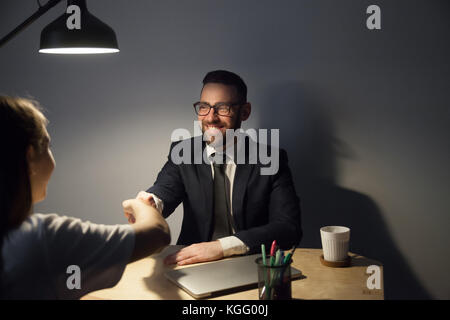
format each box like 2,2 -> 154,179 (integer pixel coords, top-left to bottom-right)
193,101 -> 241,117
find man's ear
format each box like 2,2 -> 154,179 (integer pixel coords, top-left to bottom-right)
240,103 -> 251,121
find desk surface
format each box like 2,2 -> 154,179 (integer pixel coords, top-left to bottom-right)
83,246 -> 384,300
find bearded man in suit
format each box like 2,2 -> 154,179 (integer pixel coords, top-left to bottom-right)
136,70 -> 302,266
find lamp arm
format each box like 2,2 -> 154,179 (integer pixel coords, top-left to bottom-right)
0,0 -> 64,48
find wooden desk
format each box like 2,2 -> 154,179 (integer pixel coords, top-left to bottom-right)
83,245 -> 384,300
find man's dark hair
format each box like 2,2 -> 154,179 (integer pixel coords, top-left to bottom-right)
202,70 -> 247,103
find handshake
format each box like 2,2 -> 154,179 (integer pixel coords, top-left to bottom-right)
122,191 -> 171,262
122,191 -> 159,224
122,191 -> 225,265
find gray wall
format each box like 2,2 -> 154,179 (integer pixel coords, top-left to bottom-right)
1,0 -> 449,299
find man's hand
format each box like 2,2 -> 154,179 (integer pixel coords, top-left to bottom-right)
136,191 -> 156,207
164,241 -> 224,266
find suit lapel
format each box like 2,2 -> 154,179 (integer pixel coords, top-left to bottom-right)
232,163 -> 253,231
231,136 -> 257,231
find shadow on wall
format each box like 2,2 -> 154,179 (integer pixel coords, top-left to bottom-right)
257,82 -> 431,299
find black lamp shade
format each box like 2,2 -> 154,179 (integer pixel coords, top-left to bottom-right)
39,1 -> 119,54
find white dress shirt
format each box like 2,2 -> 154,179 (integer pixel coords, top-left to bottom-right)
149,141 -> 249,257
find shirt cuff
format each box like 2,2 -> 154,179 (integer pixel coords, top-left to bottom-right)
218,236 -> 250,257
148,193 -> 164,214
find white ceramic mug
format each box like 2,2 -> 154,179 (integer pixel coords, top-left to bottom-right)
320,226 -> 351,262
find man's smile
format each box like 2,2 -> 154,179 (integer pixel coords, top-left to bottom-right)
205,124 -> 225,130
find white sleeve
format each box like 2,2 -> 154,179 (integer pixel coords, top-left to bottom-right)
39,214 -> 135,299
218,236 -> 250,257
149,193 -> 164,214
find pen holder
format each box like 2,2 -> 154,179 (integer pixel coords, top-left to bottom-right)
255,256 -> 292,300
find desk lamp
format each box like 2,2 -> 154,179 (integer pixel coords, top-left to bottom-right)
0,0 -> 119,54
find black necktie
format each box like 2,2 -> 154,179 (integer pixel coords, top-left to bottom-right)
211,162 -> 232,240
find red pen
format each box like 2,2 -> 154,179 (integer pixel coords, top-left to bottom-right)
269,240 -> 277,266
270,240 -> 277,256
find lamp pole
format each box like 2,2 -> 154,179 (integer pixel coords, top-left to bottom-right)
0,0 -> 63,48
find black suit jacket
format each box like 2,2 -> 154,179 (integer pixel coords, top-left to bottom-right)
147,136 -> 302,254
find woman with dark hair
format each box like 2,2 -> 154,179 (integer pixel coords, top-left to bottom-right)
0,96 -> 170,299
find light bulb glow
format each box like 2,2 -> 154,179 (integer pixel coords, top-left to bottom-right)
39,47 -> 119,54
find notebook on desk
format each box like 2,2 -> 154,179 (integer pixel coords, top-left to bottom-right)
164,253 -> 303,299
